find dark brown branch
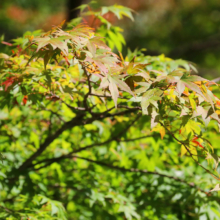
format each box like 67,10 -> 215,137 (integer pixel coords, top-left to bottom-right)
31,114 -> 141,170
90,93 -> 112,98
70,113 -> 141,153
18,101 -> 139,172
91,105 -> 140,117
74,156 -> 210,195
90,93 -> 130,100
104,108 -> 139,118
0,205 -> 13,213
118,105 -> 141,110
41,108 -> 66,123
83,71 -> 92,110
62,101 -> 86,112
119,134 -> 155,142
17,113 -> 85,171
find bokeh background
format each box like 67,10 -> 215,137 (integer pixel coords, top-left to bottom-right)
1,0 -> 220,79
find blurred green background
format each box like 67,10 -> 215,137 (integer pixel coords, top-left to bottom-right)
1,0 -> 220,79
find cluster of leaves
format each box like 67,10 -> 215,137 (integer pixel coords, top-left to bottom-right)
1,2 -> 220,220
0,194 -> 66,219
67,1 -> 133,52
115,0 -> 220,77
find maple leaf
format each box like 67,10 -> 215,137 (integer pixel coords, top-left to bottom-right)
151,123 -> 165,138
191,136 -> 204,149
2,77 -> 16,91
22,95 -> 28,105
141,88 -> 163,115
181,145 -> 187,157
206,153 -> 220,170
151,109 -> 159,129
209,184 -> 220,192
109,77 -> 119,108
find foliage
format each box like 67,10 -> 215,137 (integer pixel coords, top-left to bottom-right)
106,0 -> 220,78
1,2 -> 220,219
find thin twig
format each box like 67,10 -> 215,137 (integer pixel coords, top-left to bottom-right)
159,121 -> 220,180
90,93 -> 130,100
118,105 -> 141,110
119,134 -> 156,142
82,65 -> 92,110
42,108 -> 66,123
0,205 -> 13,213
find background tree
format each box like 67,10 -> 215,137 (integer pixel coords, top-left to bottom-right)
1,0 -> 220,80
66,0 -> 84,21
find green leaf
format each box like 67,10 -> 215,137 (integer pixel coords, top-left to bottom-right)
141,89 -> 162,114
109,77 -> 119,107
176,81 -> 185,95
210,184 -> 220,192
189,95 -> 196,110
112,76 -> 134,95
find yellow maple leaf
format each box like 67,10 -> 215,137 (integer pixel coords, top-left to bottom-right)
181,145 -> 187,157
152,124 -> 166,139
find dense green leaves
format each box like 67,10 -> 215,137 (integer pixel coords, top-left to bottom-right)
0,2 -> 220,220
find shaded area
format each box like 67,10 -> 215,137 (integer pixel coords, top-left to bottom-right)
66,0 -> 84,21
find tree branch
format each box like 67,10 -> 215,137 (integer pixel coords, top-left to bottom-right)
159,121 -> 220,181
119,134 -> 156,142
17,104 -> 139,172
83,71 -> 92,110
42,108 -> 66,123
30,114 -> 142,170
0,205 -> 14,214
17,113 -> 85,171
73,156 -> 210,195
118,105 -> 141,110
90,93 -> 130,100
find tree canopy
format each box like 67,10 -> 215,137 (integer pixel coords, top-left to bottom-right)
1,2 -> 220,220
